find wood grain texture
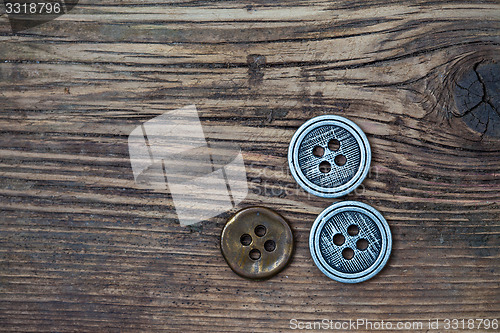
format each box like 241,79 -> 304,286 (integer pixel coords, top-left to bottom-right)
0,0 -> 499,332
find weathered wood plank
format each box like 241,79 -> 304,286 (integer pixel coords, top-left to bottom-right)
0,0 -> 499,332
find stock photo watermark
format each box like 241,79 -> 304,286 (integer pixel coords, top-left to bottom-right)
2,0 -> 78,32
128,105 -> 248,226
248,162 -> 381,199
289,318 -> 499,331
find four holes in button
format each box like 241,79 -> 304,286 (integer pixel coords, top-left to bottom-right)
315,138 -> 347,174
243,225 -> 276,260
333,225 -> 370,260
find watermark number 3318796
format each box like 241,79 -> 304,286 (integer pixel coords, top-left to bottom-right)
3,1 -> 79,32
5,1 -> 63,14
289,318 -> 499,331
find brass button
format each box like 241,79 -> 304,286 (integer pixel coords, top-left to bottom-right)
221,207 -> 293,280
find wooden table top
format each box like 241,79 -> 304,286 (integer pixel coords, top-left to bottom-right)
0,1 -> 499,332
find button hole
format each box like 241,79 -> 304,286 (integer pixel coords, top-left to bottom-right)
333,233 -> 345,246
249,249 -> 261,260
334,154 -> 347,166
254,225 -> 266,237
357,239 -> 369,251
264,240 -> 276,252
342,248 -> 354,260
319,161 -> 332,173
328,139 -> 340,151
347,224 -> 359,236
312,146 -> 325,157
240,234 -> 252,246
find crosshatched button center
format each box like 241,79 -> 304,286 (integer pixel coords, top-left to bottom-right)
310,201 -> 392,283
288,115 -> 371,198
297,124 -> 360,186
319,212 -> 381,273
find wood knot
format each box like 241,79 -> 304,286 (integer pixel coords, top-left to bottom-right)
453,61 -> 500,138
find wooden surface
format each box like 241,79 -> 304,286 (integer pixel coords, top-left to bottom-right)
0,1 -> 499,332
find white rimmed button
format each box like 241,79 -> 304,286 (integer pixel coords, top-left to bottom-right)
288,115 -> 371,198
309,201 -> 392,283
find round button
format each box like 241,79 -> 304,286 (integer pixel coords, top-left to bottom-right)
288,115 -> 371,198
221,207 -> 293,280
309,201 -> 391,283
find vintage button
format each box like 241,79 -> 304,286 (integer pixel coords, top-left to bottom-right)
221,207 -> 293,280
309,201 -> 391,283
288,115 -> 371,198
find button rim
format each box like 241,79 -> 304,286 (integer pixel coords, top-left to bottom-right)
309,201 -> 392,283
288,115 -> 371,198
221,206 -> 294,280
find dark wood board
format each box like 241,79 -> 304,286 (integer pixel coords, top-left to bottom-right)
0,1 -> 499,332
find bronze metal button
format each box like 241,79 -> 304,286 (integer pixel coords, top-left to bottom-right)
221,207 -> 293,280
